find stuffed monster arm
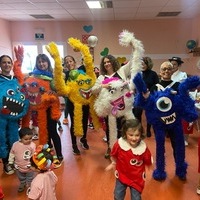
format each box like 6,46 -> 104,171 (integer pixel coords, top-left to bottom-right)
46,42 -> 69,96
68,37 -> 96,80
178,76 -> 200,122
13,45 -> 24,86
119,30 -> 144,90
133,72 -> 149,108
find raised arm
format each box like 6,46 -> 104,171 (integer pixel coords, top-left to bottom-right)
118,30 -> 144,90
46,42 -> 69,96
13,45 -> 24,85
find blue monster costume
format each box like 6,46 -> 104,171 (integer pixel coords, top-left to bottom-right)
133,73 -> 200,180
0,76 -> 29,158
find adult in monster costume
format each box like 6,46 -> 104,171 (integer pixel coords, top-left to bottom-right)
14,50 -> 61,146
133,72 -> 200,181
92,30 -> 144,158
46,38 -> 100,154
18,54 -> 63,165
0,49 -> 29,174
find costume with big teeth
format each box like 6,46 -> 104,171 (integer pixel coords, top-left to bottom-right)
14,55 -> 61,145
92,30 -> 144,149
0,73 -> 29,158
46,39 -> 100,136
133,73 -> 200,180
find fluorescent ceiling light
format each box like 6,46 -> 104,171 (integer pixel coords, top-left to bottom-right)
86,1 -> 102,9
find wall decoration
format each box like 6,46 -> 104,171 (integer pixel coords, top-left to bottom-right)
82,34 -> 91,44
117,57 -> 127,65
83,25 -> 93,33
100,47 -> 109,56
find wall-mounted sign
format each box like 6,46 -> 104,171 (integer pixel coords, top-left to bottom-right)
35,33 -> 44,40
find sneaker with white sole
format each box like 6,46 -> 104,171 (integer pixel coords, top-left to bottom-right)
80,138 -> 89,150
4,164 -> 14,175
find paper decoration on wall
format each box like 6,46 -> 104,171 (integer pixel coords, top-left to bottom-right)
82,34 -> 91,44
83,25 -> 93,33
88,36 -> 98,47
117,57 -> 127,65
100,47 -> 109,56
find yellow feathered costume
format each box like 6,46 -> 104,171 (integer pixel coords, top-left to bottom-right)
46,39 -> 100,136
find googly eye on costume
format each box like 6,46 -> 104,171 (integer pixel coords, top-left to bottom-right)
136,160 -> 143,166
156,97 -> 172,112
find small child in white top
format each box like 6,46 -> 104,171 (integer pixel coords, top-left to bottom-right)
8,127 -> 36,192
27,144 -> 58,200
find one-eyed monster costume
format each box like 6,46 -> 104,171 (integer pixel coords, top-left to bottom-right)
0,77 -> 29,158
133,73 -> 200,180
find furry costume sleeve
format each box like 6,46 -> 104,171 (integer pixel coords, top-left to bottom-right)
94,30 -> 144,148
46,40 -> 100,136
133,73 -> 200,180
12,45 -> 61,145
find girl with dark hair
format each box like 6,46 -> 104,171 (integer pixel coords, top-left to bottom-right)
92,54 -> 132,158
105,118 -> 152,200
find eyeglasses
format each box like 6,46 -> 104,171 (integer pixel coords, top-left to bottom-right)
161,67 -> 172,71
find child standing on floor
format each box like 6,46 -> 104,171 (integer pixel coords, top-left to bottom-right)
105,118 -> 153,200
27,144 -> 58,200
8,127 -> 36,192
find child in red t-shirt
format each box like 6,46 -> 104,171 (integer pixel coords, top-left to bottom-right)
105,118 -> 153,200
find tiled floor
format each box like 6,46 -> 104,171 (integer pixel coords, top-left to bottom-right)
1,118 -> 200,200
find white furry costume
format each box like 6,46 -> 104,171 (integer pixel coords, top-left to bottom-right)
92,30 -> 144,148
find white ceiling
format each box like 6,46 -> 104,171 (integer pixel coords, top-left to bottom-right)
0,0 -> 200,21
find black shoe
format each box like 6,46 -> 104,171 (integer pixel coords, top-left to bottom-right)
72,145 -> 80,155
80,138 -> 89,150
104,147 -> 111,159
58,156 -> 64,163
58,125 -> 63,132
88,123 -> 94,129
177,175 -> 186,181
4,164 -> 15,175
18,183 -> 26,192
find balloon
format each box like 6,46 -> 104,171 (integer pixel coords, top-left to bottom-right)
186,40 -> 197,50
88,36 -> 98,47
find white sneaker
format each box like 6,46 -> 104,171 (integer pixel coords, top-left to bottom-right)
197,187 -> 200,195
32,134 -> 39,140
185,140 -> 188,146
103,136 -> 107,142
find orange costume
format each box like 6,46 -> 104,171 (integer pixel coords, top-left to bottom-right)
13,47 -> 61,145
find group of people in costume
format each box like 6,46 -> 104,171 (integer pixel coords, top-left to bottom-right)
0,29 -> 199,199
